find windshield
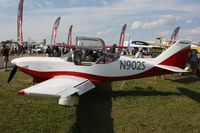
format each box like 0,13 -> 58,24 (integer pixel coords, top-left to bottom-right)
96,53 -> 120,64
63,49 -> 120,65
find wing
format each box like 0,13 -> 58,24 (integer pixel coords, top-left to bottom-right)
18,76 -> 95,98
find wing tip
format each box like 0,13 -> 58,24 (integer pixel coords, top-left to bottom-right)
18,91 -> 26,96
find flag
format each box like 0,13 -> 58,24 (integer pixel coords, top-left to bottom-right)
67,25 -> 73,48
51,17 -> 61,45
17,0 -> 24,46
170,26 -> 180,44
119,24 -> 127,47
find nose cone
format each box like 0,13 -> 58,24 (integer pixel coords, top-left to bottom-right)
11,57 -> 24,65
11,58 -> 18,64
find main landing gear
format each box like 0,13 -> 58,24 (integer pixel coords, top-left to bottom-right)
58,96 -> 73,106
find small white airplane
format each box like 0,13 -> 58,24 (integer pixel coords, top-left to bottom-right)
8,40 -> 191,106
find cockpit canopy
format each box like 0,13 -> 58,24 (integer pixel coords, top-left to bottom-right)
76,36 -> 105,50
63,49 -> 120,66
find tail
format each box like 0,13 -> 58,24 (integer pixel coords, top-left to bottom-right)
154,40 -> 191,71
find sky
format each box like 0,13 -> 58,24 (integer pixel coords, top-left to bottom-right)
0,0 -> 199,45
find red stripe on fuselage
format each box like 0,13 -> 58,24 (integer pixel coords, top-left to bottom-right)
17,66 -> 173,83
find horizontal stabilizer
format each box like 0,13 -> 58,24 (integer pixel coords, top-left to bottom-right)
155,65 -> 188,73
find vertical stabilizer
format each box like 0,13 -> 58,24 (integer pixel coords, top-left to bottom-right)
154,40 -> 191,69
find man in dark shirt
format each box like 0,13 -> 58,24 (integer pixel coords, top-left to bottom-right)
189,50 -> 199,78
45,45 -> 52,57
2,44 -> 9,71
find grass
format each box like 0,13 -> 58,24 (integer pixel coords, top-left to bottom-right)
0,71 -> 200,132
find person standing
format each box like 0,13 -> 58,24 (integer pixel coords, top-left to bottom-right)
45,45 -> 52,57
189,50 -> 199,78
52,46 -> 61,57
2,44 -> 9,71
135,47 -> 144,58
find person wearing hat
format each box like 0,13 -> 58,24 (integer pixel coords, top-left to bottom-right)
135,47 -> 144,58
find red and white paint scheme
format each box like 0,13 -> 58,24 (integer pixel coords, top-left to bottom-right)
9,40 -> 191,106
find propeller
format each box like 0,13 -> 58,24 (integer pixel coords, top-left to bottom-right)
7,65 -> 17,83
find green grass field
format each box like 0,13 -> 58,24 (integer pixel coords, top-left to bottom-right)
0,71 -> 200,133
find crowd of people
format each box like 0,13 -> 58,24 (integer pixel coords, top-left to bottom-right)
0,43 -> 71,71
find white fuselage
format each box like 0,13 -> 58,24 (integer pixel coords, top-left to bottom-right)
12,56 -> 156,83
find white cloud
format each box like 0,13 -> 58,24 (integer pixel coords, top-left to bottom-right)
180,27 -> 200,41
189,27 -> 200,35
131,21 -> 143,29
96,29 -> 113,36
0,0 -> 200,43
155,31 -> 170,37
0,0 -> 16,7
186,19 -> 193,24
43,1 -> 54,5
142,15 -> 180,29
131,15 -> 180,29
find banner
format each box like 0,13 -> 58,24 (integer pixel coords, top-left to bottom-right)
170,26 -> 180,44
51,17 -> 61,45
119,24 -> 127,47
17,0 -> 24,46
67,25 -> 73,48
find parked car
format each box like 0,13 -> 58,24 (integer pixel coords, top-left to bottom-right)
32,47 -> 44,53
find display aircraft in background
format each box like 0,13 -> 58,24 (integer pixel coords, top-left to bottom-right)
117,26 -> 181,56
8,40 -> 192,106
190,42 -> 200,53
146,26 -> 200,53
155,39 -> 200,54
146,26 -> 181,47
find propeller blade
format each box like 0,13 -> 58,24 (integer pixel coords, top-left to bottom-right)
7,65 -> 17,83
